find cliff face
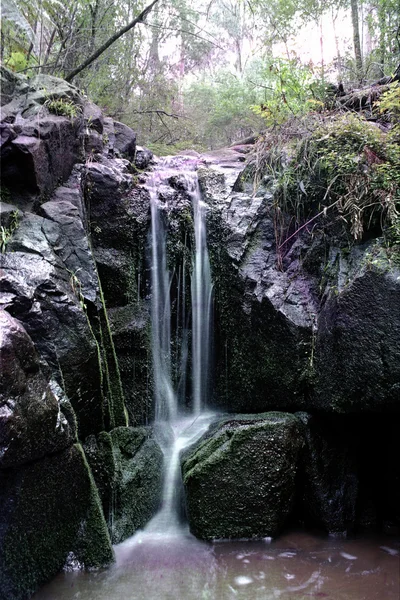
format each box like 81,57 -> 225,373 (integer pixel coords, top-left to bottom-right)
0,69 -> 162,600
0,68 -> 399,597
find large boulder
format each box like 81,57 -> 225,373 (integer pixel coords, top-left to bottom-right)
181,413 -> 304,540
0,310 -> 114,600
1,72 -> 84,198
84,426 -> 163,544
313,244 -> 400,412
0,310 -> 76,468
109,426 -> 163,543
0,206 -> 105,437
203,162 -> 317,414
0,444 -> 114,600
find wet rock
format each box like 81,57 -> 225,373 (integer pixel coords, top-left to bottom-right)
209,185 -> 316,414
83,101 -> 104,134
109,427 -> 163,543
182,413 -> 304,540
113,120 -> 136,159
0,310 -> 76,468
83,431 -> 116,521
0,209 -> 105,437
134,146 -> 153,170
313,245 -> 400,412
297,413 -> 358,534
2,116 -> 82,197
85,157 -> 150,308
0,444 -> 114,600
1,71 -> 84,199
108,304 -> 153,425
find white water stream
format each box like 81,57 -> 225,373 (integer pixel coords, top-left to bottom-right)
134,157 -> 215,541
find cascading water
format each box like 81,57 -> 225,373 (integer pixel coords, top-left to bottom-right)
135,157 -> 216,538
191,182 -> 213,415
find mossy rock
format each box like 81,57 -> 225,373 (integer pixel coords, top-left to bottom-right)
83,431 -> 116,523
0,444 -> 114,600
181,412 -> 304,540
109,427 -> 163,543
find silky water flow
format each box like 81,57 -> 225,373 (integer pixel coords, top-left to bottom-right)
136,157 -> 215,539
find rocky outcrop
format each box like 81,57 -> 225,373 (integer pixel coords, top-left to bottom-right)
84,426 -> 163,544
0,69 -> 159,595
199,164 -> 317,414
181,413 -> 304,540
0,311 -> 114,600
312,244 -> 400,412
0,310 -> 76,468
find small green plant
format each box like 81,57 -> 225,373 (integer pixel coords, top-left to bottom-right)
0,210 -> 19,253
271,112 -> 400,245
45,97 -> 81,118
375,83 -> 400,122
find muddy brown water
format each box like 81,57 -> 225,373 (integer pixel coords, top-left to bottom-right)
33,529 -> 399,600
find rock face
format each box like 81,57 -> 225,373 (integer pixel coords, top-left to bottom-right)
0,311 -> 114,600
296,412 -> 359,534
84,426 -> 163,544
313,246 -> 400,412
0,310 -> 75,468
181,413 -> 304,540
0,69 -> 157,597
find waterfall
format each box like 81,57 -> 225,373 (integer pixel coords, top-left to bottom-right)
149,174 -> 176,422
191,183 -> 213,415
143,157 -> 215,537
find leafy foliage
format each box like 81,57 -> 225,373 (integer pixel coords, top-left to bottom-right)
270,112 -> 400,244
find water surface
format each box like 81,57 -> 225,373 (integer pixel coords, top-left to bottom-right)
33,530 -> 399,600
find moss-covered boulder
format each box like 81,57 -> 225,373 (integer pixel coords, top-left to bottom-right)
181,413 -> 304,540
0,444 -> 114,600
109,427 -> 163,543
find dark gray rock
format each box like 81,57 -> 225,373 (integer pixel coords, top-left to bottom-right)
0,443 -> 114,600
134,146 -> 153,170
313,245 -> 400,412
85,157 -> 150,308
0,213 -> 105,437
182,413 -> 304,540
113,120 -> 136,159
2,116 -> 82,197
208,180 -> 317,414
109,427 -> 163,543
297,412 -> 358,534
0,310 -> 76,468
83,101 -> 104,134
108,304 -> 153,425
83,431 -> 116,522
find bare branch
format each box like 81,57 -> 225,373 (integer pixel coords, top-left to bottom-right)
65,0 -> 159,83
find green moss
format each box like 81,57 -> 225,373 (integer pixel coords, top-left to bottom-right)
0,444 -> 114,600
181,413 -> 304,540
274,113 -> 400,243
109,427 -> 163,543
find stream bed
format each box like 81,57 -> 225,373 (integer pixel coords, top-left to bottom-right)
33,530 -> 399,600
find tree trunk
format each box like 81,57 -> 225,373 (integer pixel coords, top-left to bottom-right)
350,0 -> 363,83
65,0 -> 159,83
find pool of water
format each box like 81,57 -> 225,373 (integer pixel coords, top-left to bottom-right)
33,529 -> 399,600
